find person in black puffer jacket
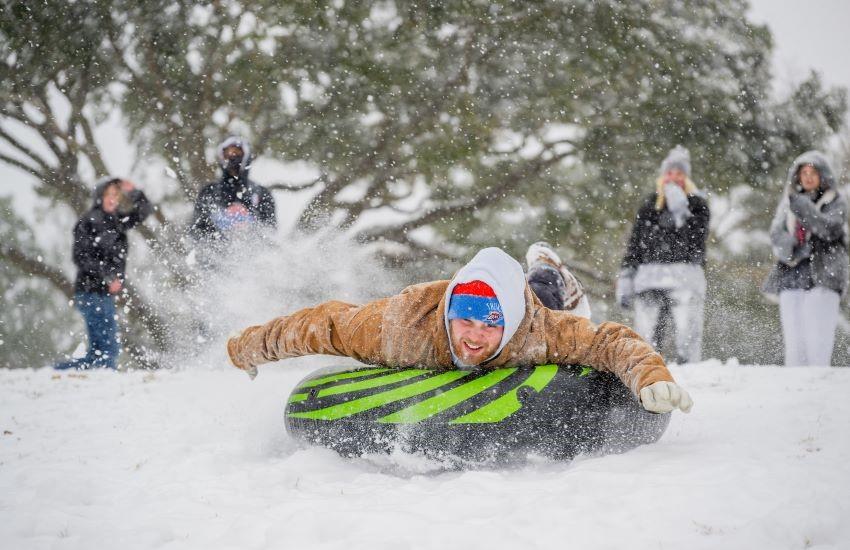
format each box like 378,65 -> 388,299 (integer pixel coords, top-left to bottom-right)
189,136 -> 276,242
616,146 -> 710,364
762,150 -> 848,366
55,177 -> 152,370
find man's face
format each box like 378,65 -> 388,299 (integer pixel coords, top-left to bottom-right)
101,184 -> 121,214
449,318 -> 504,366
223,145 -> 244,175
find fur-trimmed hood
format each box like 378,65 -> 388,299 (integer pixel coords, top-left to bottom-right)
787,150 -> 836,192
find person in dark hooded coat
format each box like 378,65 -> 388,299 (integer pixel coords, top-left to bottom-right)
54,177 -> 152,370
189,136 -> 276,241
763,150 -> 849,366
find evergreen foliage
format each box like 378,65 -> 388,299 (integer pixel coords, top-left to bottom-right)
0,0 -> 846,366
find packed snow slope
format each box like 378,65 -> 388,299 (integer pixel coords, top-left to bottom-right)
1,362 -> 848,550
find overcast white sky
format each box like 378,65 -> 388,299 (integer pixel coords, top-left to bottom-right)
748,0 -> 850,96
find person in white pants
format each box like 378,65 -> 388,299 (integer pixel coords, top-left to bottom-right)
630,278 -> 705,365
778,288 -> 839,366
763,150 -> 848,366
616,145 -> 711,364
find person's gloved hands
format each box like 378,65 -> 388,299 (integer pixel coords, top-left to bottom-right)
213,203 -> 255,231
788,191 -> 814,224
639,381 -> 693,413
107,278 -> 123,295
615,268 -> 636,309
227,330 -> 258,380
663,183 -> 692,229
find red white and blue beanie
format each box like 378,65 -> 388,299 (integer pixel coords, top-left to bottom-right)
447,280 -> 505,327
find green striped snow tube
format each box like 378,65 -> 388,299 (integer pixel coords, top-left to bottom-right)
285,364 -> 669,463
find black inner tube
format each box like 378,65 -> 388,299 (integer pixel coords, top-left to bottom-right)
285,364 -> 670,464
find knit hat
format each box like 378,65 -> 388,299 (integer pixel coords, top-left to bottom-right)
660,145 -> 691,177
447,280 -> 505,326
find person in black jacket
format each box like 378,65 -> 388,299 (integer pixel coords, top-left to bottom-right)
189,136 -> 276,241
54,177 -> 152,370
616,146 -> 710,363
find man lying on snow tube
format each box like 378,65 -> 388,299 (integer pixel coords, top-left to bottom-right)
227,245 -> 693,462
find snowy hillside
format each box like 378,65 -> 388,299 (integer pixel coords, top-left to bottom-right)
1,362 -> 848,550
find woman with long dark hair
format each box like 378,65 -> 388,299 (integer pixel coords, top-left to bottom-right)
763,151 -> 848,366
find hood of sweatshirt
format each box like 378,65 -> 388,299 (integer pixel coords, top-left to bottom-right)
443,247 -> 527,366
92,175 -> 122,209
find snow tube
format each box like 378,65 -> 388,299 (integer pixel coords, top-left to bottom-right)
285,364 -> 669,463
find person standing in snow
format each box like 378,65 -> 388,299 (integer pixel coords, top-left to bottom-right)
54,177 -> 152,370
762,151 -> 848,366
189,136 -> 277,241
616,145 -> 710,364
227,246 -> 693,415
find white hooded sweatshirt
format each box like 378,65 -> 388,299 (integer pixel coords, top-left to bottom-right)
443,247 -> 527,367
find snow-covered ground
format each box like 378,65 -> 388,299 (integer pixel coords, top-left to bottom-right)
1,362 -> 848,550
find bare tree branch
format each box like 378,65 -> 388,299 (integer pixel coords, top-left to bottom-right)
116,279 -> 171,351
0,243 -> 172,352
360,147 -> 577,244
77,113 -> 109,177
32,89 -> 70,160
0,125 -> 52,173
107,24 -> 209,197
0,152 -> 42,179
296,121 -> 396,229
294,24 -> 506,232
266,176 -> 324,192
0,245 -> 74,298
387,234 -> 460,264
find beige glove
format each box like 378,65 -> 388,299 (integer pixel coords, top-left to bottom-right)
639,381 -> 693,413
227,331 -> 258,380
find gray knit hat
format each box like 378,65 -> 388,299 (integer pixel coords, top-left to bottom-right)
660,145 -> 691,176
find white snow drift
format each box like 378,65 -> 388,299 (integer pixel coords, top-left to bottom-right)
1,362 -> 848,550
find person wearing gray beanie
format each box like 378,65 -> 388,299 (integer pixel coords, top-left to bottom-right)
659,145 -> 691,177
616,145 -> 710,364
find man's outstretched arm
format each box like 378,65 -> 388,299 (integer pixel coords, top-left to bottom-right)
544,311 -> 692,413
227,298 -> 389,378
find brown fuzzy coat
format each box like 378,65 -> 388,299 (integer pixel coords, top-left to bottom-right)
227,280 -> 674,396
